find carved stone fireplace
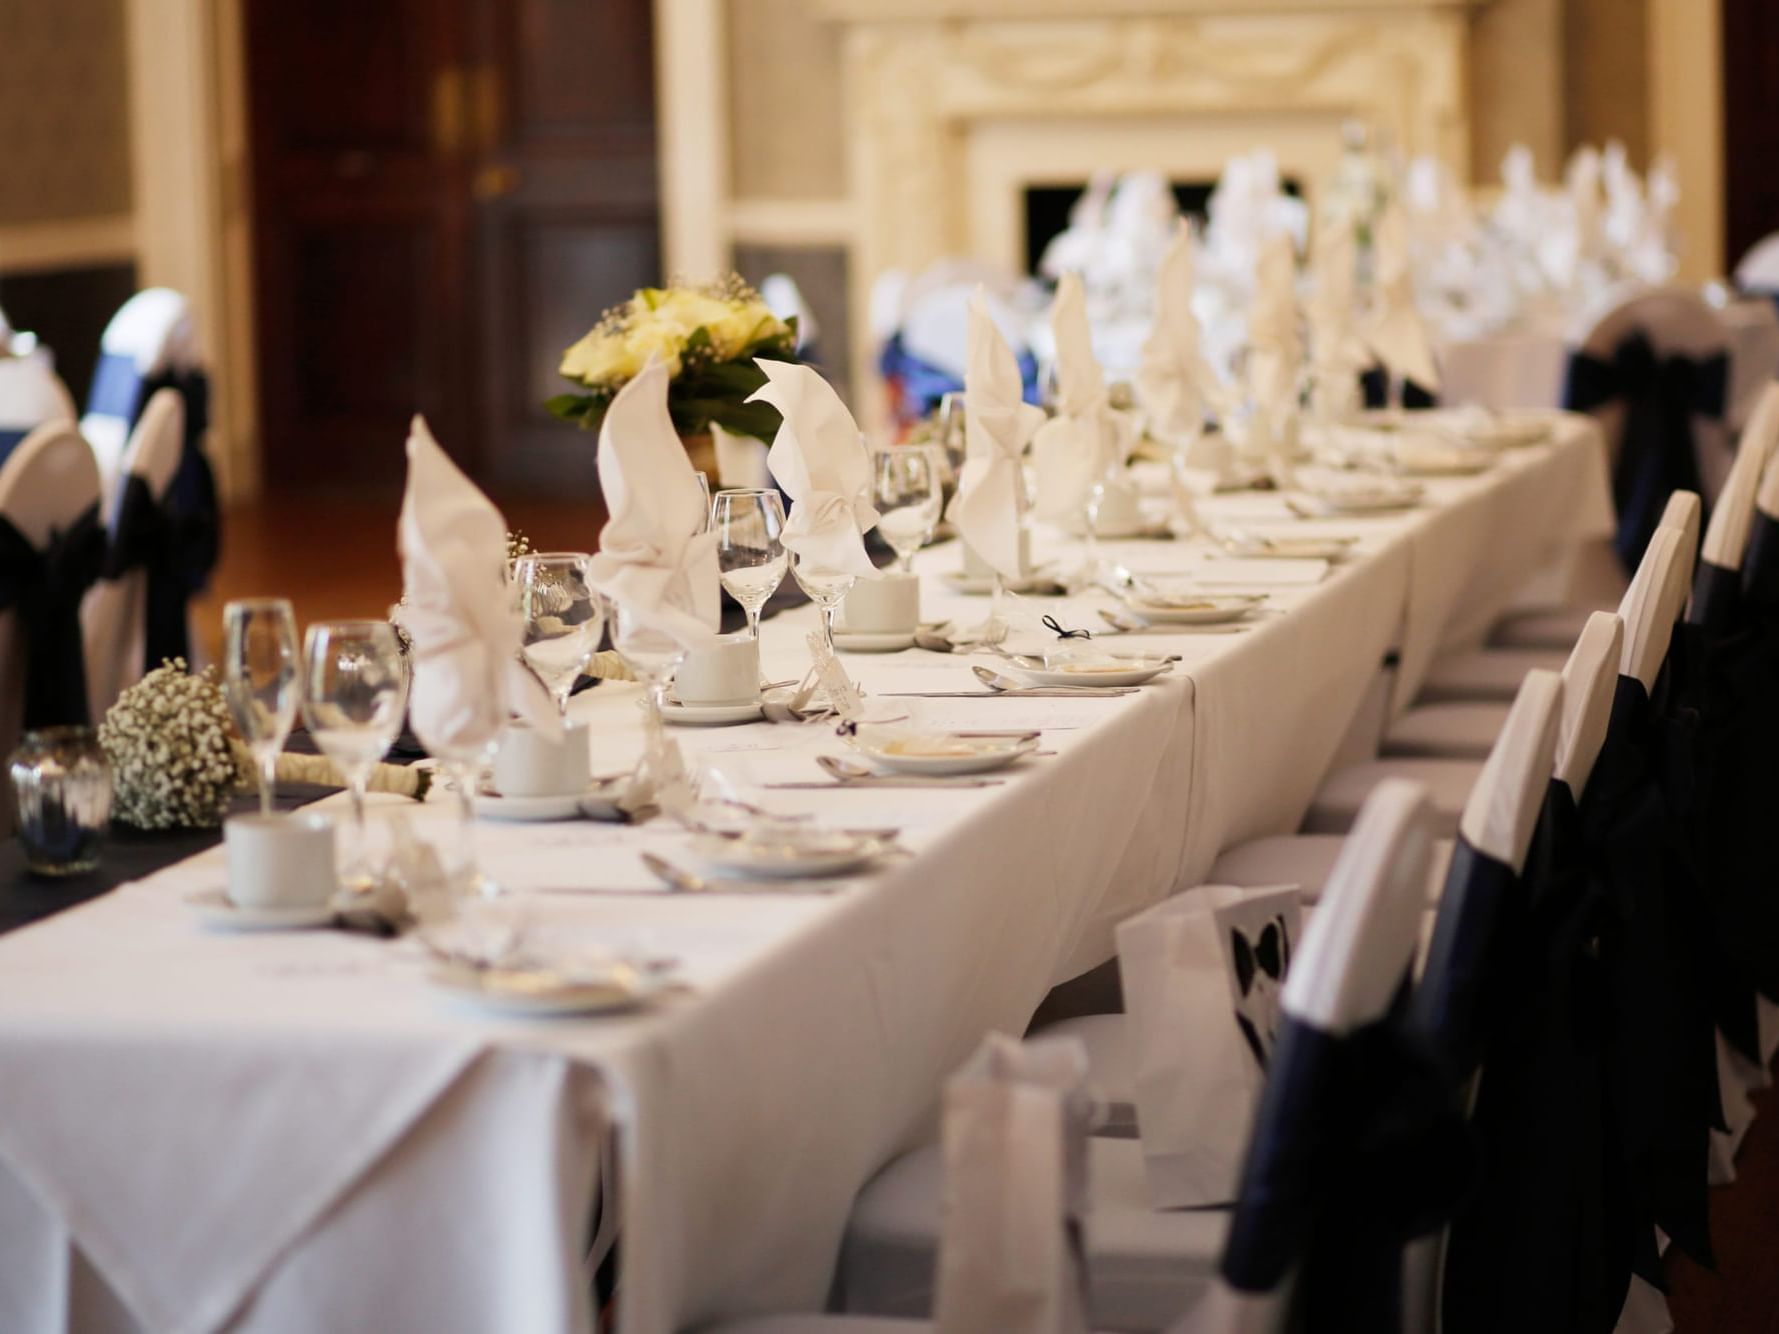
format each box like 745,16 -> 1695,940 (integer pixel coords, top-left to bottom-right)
814,0 -> 1482,425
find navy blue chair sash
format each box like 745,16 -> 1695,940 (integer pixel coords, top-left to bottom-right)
1412,836 -> 1523,1080
0,428 -> 27,469
877,332 -> 1040,422
1220,1003 -> 1472,1332
0,505 -> 105,728
1563,332 -> 1728,573
103,467 -> 221,674
1359,366 -> 1437,411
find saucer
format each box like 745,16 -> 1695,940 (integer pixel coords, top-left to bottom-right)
1118,592 -> 1265,625
943,570 -> 1063,597
185,888 -> 335,932
1461,416 -> 1550,449
690,830 -> 885,880
1004,657 -> 1174,689
426,959 -> 669,1017
1220,534 -> 1356,560
850,732 -> 1037,776
474,787 -> 591,822
832,630 -> 917,653
661,699 -> 765,725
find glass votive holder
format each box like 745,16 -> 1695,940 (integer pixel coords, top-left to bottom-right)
9,726 -> 113,876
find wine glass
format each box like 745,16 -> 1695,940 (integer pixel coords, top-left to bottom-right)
693,472 -> 713,534
221,598 -> 298,817
512,552 -> 604,716
614,600 -> 690,742
936,390 -> 968,482
712,489 -> 786,639
790,550 -> 856,655
872,446 -> 942,573
301,620 -> 407,891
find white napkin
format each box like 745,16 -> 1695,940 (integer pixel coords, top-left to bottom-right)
1365,204 -> 1440,392
1306,213 -> 1369,419
751,360 -> 880,577
398,416 -> 555,761
1032,272 -> 1131,520
1245,231 -> 1302,452
1048,270 -> 1105,417
1138,221 -> 1221,440
951,291 -> 1045,579
587,361 -> 721,647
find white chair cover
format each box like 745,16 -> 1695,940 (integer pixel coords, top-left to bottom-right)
1617,526 -> 1686,693
0,355 -> 77,465
1734,231 -> 1779,294
80,289 -> 199,498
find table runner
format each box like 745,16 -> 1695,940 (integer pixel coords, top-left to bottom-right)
0,413 -> 1609,1333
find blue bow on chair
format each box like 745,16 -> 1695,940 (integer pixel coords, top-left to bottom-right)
878,333 -> 1041,425
1564,331 -> 1728,572
0,505 -> 106,727
102,455 -> 221,675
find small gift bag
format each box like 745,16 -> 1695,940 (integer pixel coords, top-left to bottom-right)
1117,884 -> 1301,1209
934,1032 -> 1093,1334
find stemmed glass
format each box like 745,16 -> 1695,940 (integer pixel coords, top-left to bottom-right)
221,598 -> 298,817
614,600 -> 690,743
790,551 -> 856,655
693,472 -> 713,534
872,446 -> 942,573
712,489 -> 787,640
301,620 -> 407,891
512,552 -> 604,716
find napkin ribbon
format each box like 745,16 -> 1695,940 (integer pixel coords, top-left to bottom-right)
1564,332 -> 1728,571
102,465 -> 221,673
0,505 -> 105,727
1219,1005 -> 1473,1330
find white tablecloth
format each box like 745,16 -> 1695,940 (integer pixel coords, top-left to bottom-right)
0,413 -> 1611,1334
1438,298 -> 1779,430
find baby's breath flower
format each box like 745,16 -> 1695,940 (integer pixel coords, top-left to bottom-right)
99,660 -> 241,830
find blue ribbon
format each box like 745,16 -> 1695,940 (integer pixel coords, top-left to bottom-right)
877,333 -> 1041,422
85,351 -> 143,424
0,428 -> 26,468
102,460 -> 221,673
0,504 -> 106,727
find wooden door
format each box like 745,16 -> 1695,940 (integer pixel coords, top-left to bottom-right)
469,0 -> 659,494
1723,0 -> 1779,270
245,0 -> 479,488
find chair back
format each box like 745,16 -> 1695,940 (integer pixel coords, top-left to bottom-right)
0,424 -> 103,763
1689,382 -> 1779,631
1745,447 -> 1779,608
80,289 -> 199,495
0,356 -> 77,469
1734,231 -> 1779,294
1554,612 -> 1626,797
81,390 -> 186,718
1212,781 -> 1451,1333
1618,525 -> 1687,694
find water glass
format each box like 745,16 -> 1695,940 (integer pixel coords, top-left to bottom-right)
614,601 -> 690,739
222,598 -> 298,817
872,446 -> 942,572
712,488 -> 787,639
9,727 -> 111,876
301,619 -> 407,889
513,552 -> 604,715
790,551 -> 856,654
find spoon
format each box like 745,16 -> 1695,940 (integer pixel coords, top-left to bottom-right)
641,852 -> 839,896
812,755 -> 1007,788
1097,607 -> 1251,636
973,665 -> 1147,694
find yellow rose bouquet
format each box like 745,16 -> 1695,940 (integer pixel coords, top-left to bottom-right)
547,275 -> 799,438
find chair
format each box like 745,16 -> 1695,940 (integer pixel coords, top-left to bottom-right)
0,423 -> 105,768
1734,230 -> 1779,297
80,388 -> 188,719
80,288 -> 203,498
841,782 -> 1448,1333
0,354 -> 78,469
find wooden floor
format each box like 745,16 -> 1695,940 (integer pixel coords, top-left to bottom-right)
189,487 -> 607,663
190,489 -> 1777,1330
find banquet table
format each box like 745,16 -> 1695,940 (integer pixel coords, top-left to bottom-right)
1437,296 -> 1779,428
0,411 -> 1613,1334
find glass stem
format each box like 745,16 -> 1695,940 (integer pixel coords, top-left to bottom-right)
821,603 -> 838,653
258,749 -> 277,818
447,761 -> 480,896
746,606 -> 762,641
344,768 -> 370,888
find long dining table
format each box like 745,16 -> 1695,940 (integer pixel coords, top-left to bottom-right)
0,410 -> 1613,1334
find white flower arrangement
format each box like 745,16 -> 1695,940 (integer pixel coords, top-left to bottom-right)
99,660 -> 429,831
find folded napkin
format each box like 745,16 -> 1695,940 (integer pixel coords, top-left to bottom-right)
1245,231 -> 1302,455
750,361 -> 880,577
1365,204 -> 1440,393
951,291 -> 1045,579
1032,272 -> 1132,520
1138,221 -> 1222,440
1306,213 -> 1370,419
398,417 -> 555,761
587,360 -> 721,646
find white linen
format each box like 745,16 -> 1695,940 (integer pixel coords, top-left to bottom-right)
951,292 -> 1045,580
1366,204 -> 1441,392
0,414 -> 1612,1334
753,361 -> 880,578
1245,232 -> 1301,452
1032,273 -> 1131,521
1306,213 -> 1369,420
399,416 -> 555,758
589,361 -> 722,646
1137,223 -> 1220,440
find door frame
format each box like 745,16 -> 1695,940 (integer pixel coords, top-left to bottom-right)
124,0 -> 259,504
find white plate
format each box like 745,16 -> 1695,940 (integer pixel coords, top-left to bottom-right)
185,888 -> 335,932
690,830 -> 884,880
1221,534 -> 1356,560
661,699 -> 765,725
852,733 -> 1037,775
832,630 -> 917,653
426,960 -> 667,1017
1299,485 -> 1423,514
1118,592 -> 1265,625
942,570 -> 1062,597
1004,658 -> 1174,689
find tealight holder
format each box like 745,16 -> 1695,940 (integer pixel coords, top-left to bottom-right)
8,726 -> 112,876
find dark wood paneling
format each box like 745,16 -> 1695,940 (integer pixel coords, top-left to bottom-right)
0,262 -> 137,408
1723,0 -> 1779,269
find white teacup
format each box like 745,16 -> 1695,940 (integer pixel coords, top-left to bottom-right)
673,634 -> 760,706
492,719 -> 591,797
837,572 -> 920,634
225,813 -> 337,910
961,530 -> 1031,582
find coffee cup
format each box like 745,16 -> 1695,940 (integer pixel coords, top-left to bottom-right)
491,719 -> 591,797
673,633 -> 760,706
225,812 -> 337,910
836,572 -> 920,634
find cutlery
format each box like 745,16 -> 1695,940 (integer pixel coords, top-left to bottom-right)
810,756 -> 1009,789
972,665 -> 1143,695
879,688 -> 1138,699
1096,608 -> 1251,636
641,852 -> 840,895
